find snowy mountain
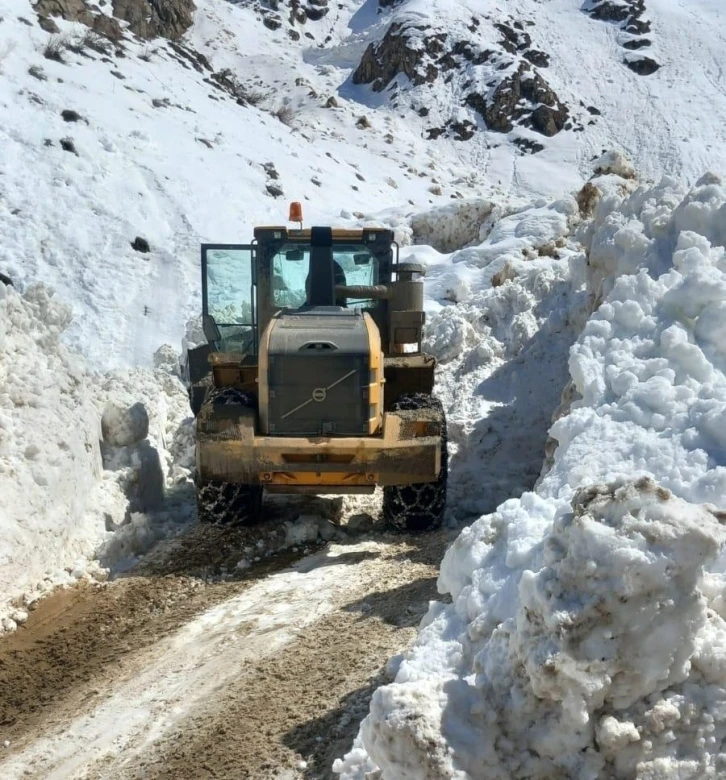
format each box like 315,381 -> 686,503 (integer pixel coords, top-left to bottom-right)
2,0 -> 726,776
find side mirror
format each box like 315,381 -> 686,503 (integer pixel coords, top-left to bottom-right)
202,314 -> 222,344
353,253 -> 371,265
286,249 -> 305,261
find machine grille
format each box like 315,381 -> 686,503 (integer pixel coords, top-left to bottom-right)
268,354 -> 368,436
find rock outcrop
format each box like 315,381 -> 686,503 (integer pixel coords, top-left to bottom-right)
352,12 -> 571,148
33,0 -> 195,40
582,0 -> 660,74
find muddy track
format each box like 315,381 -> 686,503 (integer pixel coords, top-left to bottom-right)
0,523 -> 451,779
135,541 -> 444,780
0,543 -> 313,752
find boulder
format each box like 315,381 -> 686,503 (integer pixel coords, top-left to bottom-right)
101,401 -> 150,447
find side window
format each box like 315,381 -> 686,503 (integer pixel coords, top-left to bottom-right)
203,246 -> 256,353
271,246 -> 310,309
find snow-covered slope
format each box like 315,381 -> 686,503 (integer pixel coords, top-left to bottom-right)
336,174 -> 726,779
2,0 -> 726,369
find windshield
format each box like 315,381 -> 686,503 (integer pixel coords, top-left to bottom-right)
271,244 -> 380,309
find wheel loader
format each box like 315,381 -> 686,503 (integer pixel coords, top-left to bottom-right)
186,204 -> 447,532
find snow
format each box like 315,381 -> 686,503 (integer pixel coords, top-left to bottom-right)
0,281 -> 194,628
337,175 -> 726,778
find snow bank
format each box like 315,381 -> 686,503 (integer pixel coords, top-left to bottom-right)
416,194 -> 587,518
0,283 -> 194,628
336,174 -> 726,780
410,200 -> 500,254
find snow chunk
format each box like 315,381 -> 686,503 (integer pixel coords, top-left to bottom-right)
593,150 -> 636,180
101,401 -> 150,447
411,199 -> 498,253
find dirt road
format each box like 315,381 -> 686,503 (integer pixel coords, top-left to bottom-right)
0,517 -> 451,779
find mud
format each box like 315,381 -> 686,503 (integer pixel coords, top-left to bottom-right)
0,525 -> 317,751
0,524 -> 451,780
135,536 -> 446,779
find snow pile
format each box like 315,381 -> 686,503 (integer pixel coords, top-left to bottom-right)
416,195 -> 588,518
336,174 -> 726,780
0,282 -> 194,628
0,284 -> 104,628
410,200 -> 500,254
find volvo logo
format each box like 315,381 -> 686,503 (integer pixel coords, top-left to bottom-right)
312,388 -> 327,402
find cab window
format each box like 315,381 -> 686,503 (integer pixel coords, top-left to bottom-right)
270,244 -> 379,309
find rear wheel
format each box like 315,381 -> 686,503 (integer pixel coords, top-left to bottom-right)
383,393 -> 448,533
195,388 -> 263,526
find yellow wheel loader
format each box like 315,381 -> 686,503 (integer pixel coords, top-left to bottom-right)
186,205 -> 447,532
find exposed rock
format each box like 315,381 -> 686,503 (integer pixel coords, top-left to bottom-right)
325,95 -> 338,108
263,162 -> 279,180
465,63 -> 568,137
583,0 -> 658,72
585,0 -> 632,23
425,127 -> 446,140
305,3 -> 328,21
131,236 -> 151,253
262,14 -> 281,30
37,15 -> 61,32
33,0 -> 194,41
266,183 -> 284,198
28,65 -> 47,81
449,120 -> 476,141
112,0 -> 195,40
61,109 -> 83,122
513,137 -> 545,154
523,49 -> 549,67
352,23 -> 446,91
0,272 -> 14,287
101,401 -> 150,447
167,42 -> 211,73
60,137 -> 78,154
495,21 -> 531,54
352,14 -> 566,147
625,55 -> 660,75
622,37 -> 651,49
34,0 -> 123,39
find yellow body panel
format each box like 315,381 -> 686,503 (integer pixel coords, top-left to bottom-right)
196,403 -> 442,493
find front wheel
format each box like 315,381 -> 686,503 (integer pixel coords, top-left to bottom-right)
383,394 -> 448,533
195,387 -> 263,526
196,479 -> 263,526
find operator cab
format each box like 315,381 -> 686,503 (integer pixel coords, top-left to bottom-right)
199,209 -> 397,356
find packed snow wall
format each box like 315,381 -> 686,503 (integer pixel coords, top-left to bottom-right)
336,173 -> 726,780
0,283 -> 194,629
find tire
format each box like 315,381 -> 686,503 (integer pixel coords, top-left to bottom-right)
195,387 -> 263,526
189,374 -> 212,417
383,393 -> 448,533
